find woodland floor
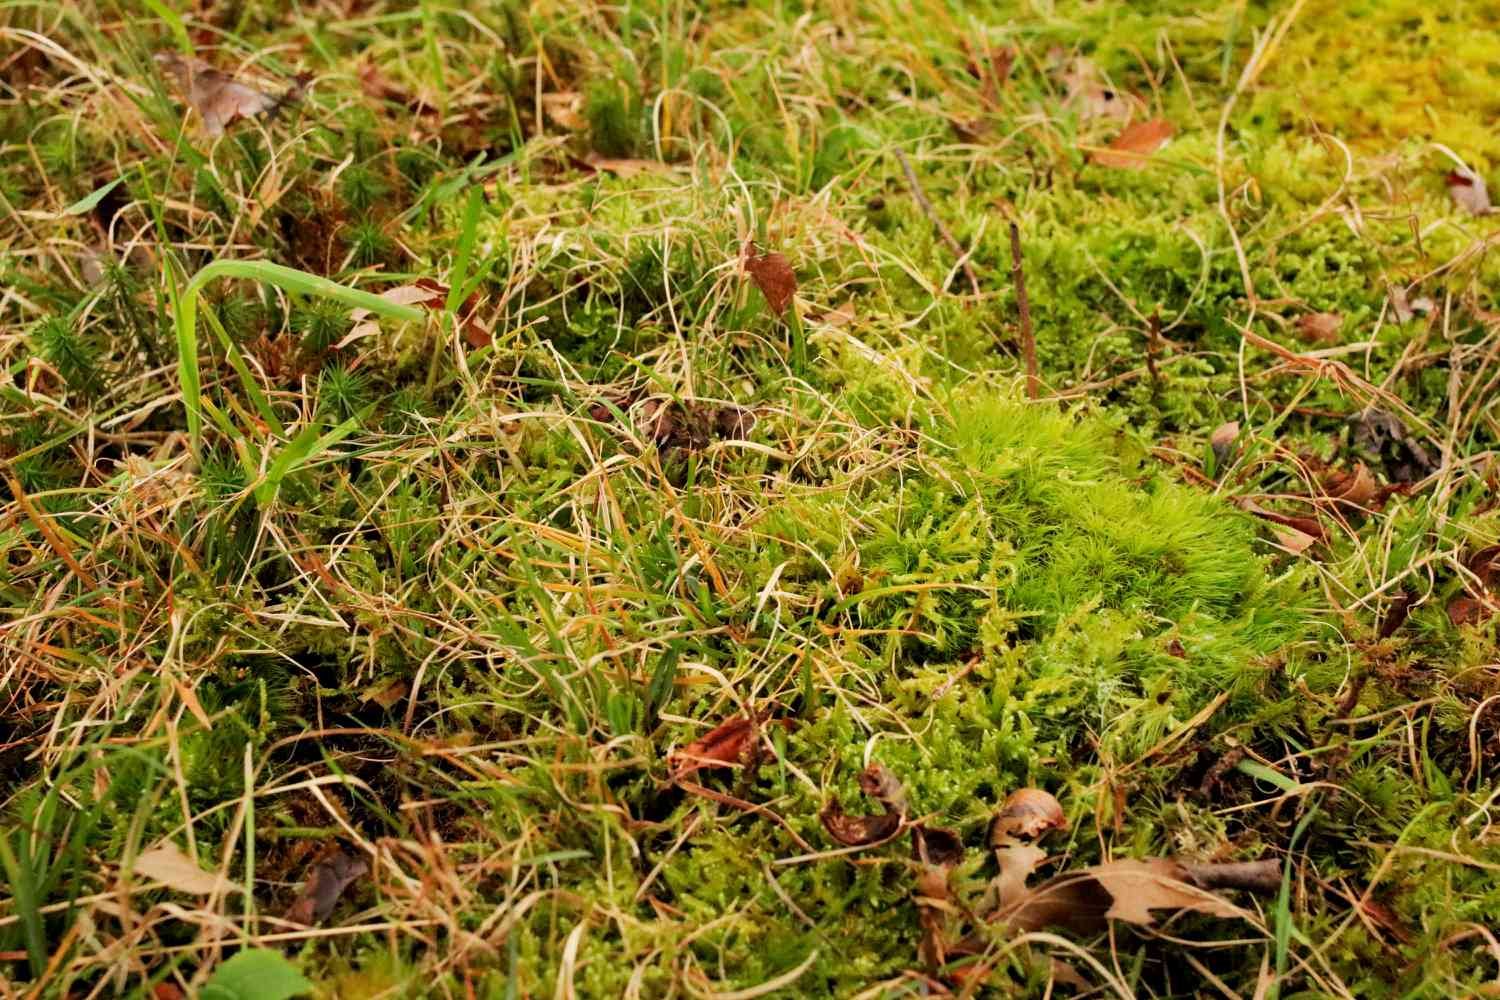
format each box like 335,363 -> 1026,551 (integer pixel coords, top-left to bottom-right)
4,1 -> 1500,998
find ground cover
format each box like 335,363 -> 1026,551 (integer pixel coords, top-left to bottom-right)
4,1 -> 1500,996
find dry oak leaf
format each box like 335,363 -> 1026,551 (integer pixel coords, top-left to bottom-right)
994,857 -> 1252,934
154,52 -> 298,137
743,244 -> 798,315
283,848 -> 369,926
1296,312 -> 1342,344
1091,118 -> 1174,169
1447,168 -> 1492,215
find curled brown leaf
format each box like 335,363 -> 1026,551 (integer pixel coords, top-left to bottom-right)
990,788 -> 1066,845
820,796 -> 902,847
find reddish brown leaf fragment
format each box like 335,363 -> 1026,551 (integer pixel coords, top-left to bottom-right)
1091,118 -> 1174,169
1448,596 -> 1495,628
283,849 -> 369,926
1320,463 -> 1378,508
669,715 -> 756,778
1468,545 -> 1500,589
744,244 -> 798,315
820,797 -> 902,847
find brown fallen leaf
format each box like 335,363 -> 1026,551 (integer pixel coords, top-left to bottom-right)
340,278 -> 491,350
1238,499 -> 1327,543
669,714 -> 758,778
1091,118 -> 1174,169
913,823 -> 964,867
743,243 -> 798,315
1272,526 -> 1319,555
1320,462 -> 1378,508
283,848 -> 369,926
1447,168 -> 1492,215
1296,312 -> 1342,344
994,857 -> 1253,933
1377,590 -> 1416,640
155,52 -> 300,137
1468,545 -> 1500,589
361,678 -> 409,710
1447,595 -> 1496,628
990,788 -> 1066,845
821,795 -> 902,847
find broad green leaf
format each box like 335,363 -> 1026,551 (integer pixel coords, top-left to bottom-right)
201,949 -> 312,1000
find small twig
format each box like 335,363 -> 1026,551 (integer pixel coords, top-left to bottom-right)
1178,859 -> 1284,896
1009,221 -> 1039,399
895,149 -> 981,300
1146,308 -> 1163,393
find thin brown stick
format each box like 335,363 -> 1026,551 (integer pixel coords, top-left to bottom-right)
895,149 -> 981,300
1178,859 -> 1284,895
1009,221 -> 1039,399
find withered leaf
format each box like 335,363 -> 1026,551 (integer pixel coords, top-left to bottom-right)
990,788 -> 1065,845
994,857 -> 1251,934
154,52 -> 296,138
1210,420 -> 1241,470
1448,595 -> 1495,628
1447,168 -> 1492,216
857,762 -> 909,816
820,796 -> 902,847
1467,545 -> 1500,590
1238,499 -> 1327,544
669,714 -> 757,779
1388,286 -> 1434,324
1091,118 -> 1174,169
1320,463 -> 1378,508
283,848 -> 368,926
1296,312 -> 1342,344
640,399 -> 757,452
340,278 -> 490,350
132,842 -> 232,895
1351,407 -> 1436,484
912,824 -> 964,868
744,244 -> 798,315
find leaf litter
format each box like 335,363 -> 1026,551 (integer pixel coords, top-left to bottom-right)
154,52 -> 306,137
820,763 -> 1280,986
282,847 -> 369,926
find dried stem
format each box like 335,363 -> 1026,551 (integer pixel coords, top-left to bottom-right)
895,149 -> 981,300
1009,221 -> 1039,399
